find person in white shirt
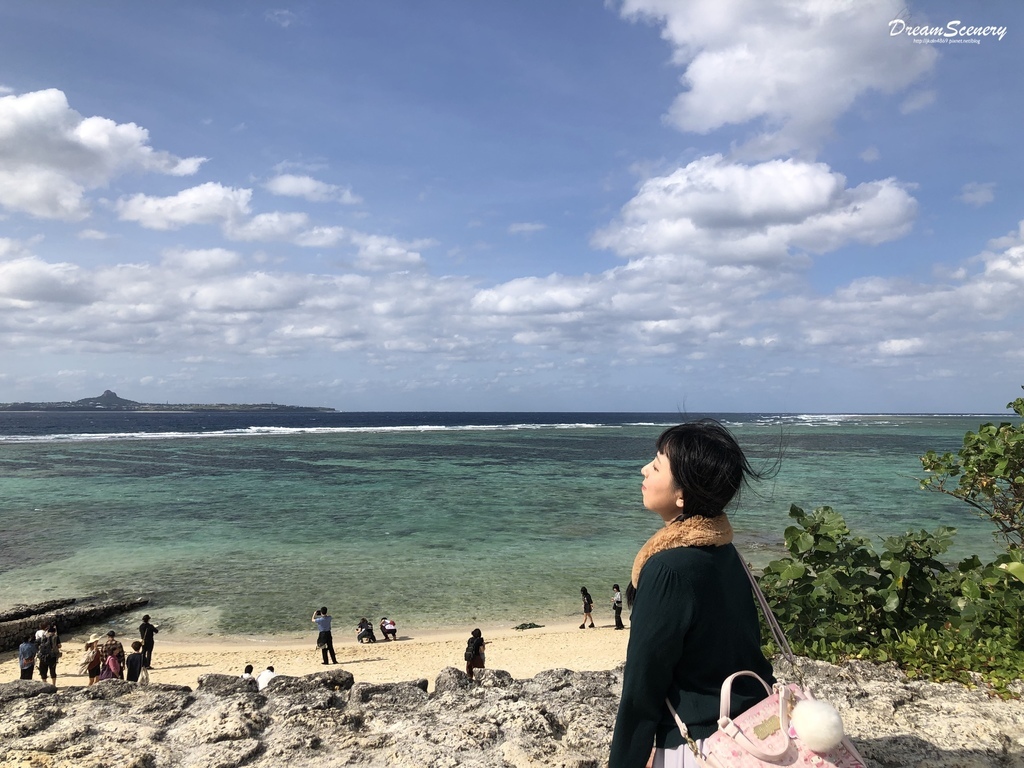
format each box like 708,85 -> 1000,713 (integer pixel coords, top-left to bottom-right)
256,665 -> 276,691
612,584 -> 625,630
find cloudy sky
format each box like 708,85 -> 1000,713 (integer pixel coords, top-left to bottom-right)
0,1 -> 1021,412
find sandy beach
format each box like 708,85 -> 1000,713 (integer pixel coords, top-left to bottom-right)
4,620 -> 630,691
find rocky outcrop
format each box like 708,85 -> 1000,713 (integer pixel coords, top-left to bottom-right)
0,597 -> 150,653
2,660 -> 1023,767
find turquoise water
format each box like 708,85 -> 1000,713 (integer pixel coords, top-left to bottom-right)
0,413 -> 1012,637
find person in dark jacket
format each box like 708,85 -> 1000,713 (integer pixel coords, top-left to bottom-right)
139,614 -> 159,668
125,641 -> 145,682
609,420 -> 774,768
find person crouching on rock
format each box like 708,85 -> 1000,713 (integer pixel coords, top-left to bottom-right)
464,628 -> 485,680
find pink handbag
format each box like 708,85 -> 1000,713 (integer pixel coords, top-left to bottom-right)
663,559 -> 867,767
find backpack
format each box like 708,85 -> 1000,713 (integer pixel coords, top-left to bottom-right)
38,634 -> 61,661
464,637 -> 479,662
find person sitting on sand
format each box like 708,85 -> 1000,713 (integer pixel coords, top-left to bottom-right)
241,664 -> 254,679
256,665 -> 276,691
356,617 -> 377,643
379,617 -> 397,641
464,628 -> 485,680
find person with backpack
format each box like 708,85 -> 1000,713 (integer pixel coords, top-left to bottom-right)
18,634 -> 37,681
464,628 -> 485,680
36,625 -> 62,686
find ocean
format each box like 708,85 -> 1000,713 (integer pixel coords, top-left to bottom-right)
0,411 -> 1011,640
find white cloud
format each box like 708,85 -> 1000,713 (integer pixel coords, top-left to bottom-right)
264,174 -> 361,204
900,89 -> 936,114
508,222 -> 546,235
161,248 -> 243,275
77,229 -> 111,240
225,211 -> 310,241
593,155 -> 916,264
0,89 -> 205,220
349,233 -> 433,270
116,182 -> 252,230
265,9 -> 298,28
959,182 -> 995,208
619,0 -> 937,156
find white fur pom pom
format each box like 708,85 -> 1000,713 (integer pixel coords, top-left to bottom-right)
790,699 -> 845,753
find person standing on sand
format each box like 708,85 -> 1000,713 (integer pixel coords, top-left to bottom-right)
312,607 -> 338,664
18,634 -> 37,681
125,641 -> 145,682
139,614 -> 158,668
464,628 -> 485,680
580,587 -> 595,628
612,584 -> 625,630
36,625 -> 61,686
101,630 -> 125,679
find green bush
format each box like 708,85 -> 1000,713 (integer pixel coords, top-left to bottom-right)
758,505 -> 1024,694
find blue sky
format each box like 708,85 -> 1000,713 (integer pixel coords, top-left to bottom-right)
0,1 -> 1021,412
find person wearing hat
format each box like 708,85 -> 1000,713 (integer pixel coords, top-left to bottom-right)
139,614 -> 159,669
80,634 -> 103,685
101,630 -> 126,678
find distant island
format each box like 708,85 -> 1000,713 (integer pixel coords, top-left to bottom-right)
0,390 -> 336,413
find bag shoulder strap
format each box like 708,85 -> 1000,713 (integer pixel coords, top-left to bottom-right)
737,556 -> 796,667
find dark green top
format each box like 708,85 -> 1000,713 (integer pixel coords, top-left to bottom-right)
609,543 -> 774,768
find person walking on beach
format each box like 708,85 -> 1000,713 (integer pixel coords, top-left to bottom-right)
312,607 -> 338,664
36,625 -> 62,686
464,628 -> 485,680
609,420 -> 775,768
612,584 -> 625,630
139,614 -> 158,668
18,634 -> 37,681
580,587 -> 595,628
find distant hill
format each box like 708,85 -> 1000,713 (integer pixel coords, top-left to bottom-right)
0,390 -> 336,412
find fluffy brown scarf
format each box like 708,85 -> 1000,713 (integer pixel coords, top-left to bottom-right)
630,513 -> 734,590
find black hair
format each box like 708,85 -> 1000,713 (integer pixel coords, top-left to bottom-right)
612,584 -> 620,591
655,419 -> 761,519
471,628 -> 482,638
244,664 -> 254,674
580,586 -> 591,598
320,606 -> 328,614
626,419 -> 767,608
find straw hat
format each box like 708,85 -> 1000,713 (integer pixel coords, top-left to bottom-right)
87,633 -> 102,644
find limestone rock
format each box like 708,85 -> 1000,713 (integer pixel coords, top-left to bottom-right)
2,659 -> 1024,767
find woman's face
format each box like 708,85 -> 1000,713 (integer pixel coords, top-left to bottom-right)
641,451 -> 684,521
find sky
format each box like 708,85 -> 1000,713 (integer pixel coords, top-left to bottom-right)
0,1 -> 1022,413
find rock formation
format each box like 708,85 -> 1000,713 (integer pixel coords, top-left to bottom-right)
0,597 -> 150,653
2,659 -> 1023,767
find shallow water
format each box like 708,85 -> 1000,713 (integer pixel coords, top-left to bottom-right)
0,411 -> 1010,637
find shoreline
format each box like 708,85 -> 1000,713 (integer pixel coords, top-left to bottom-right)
2,619 -> 630,691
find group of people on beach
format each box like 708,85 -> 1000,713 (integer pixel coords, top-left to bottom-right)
579,585 -> 626,630
9,419 -> 790,768
17,614 -> 158,687
309,608 -> 400,665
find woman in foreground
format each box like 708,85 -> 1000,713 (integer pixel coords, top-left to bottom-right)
609,420 -> 775,768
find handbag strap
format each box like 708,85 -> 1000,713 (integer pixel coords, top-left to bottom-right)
739,556 -> 797,668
